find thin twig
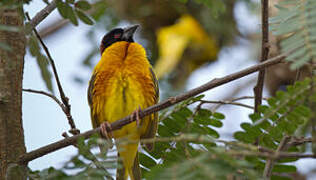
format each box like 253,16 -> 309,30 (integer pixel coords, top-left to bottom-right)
17,52 -> 287,165
210,96 -> 269,111
27,0 -> 57,31
231,96 -> 269,102
211,78 -> 256,111
254,0 -> 270,112
198,100 -> 254,110
263,136 -> 291,179
22,88 -> 67,114
287,137 -> 313,147
26,13 -> 79,135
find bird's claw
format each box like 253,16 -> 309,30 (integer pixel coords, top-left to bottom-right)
130,106 -> 142,128
100,122 -> 113,139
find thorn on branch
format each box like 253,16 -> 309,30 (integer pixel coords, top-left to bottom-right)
168,97 -> 177,104
62,132 -> 69,138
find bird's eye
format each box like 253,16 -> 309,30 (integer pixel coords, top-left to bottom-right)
114,33 -> 121,39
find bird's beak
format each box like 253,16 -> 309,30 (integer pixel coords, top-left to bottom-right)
122,24 -> 139,41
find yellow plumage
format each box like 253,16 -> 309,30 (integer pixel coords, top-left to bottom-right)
88,41 -> 159,180
154,14 -> 218,79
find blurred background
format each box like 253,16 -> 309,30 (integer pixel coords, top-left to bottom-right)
22,0 -> 315,179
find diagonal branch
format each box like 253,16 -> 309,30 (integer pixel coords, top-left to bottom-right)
254,0 -> 270,112
18,52 -> 288,165
28,0 -> 57,31
263,136 -> 291,179
26,13 -> 79,135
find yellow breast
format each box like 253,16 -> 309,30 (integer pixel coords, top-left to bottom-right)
91,41 -> 156,138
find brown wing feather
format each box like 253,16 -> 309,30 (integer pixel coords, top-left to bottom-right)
141,67 -> 159,151
87,72 -> 100,128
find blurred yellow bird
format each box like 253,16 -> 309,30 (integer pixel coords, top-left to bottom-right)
87,25 -> 159,180
155,14 -> 218,81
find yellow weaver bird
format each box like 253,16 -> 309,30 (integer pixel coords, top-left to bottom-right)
154,15 -> 218,87
87,25 -> 159,180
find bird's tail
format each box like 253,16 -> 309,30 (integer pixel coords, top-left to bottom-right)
116,152 -> 141,180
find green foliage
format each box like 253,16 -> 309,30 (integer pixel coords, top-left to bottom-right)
146,148 -> 259,180
140,95 -> 257,179
28,35 -> 53,92
28,134 -> 115,179
29,77 -> 316,179
234,78 -> 315,177
270,0 -> 316,69
56,0 -> 94,26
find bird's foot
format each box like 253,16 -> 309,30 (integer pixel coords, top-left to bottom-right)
100,122 -> 113,139
100,122 -> 113,148
130,106 -> 142,128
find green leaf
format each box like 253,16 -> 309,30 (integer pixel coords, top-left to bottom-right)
65,3 -> 78,26
209,119 -> 223,127
177,107 -> 193,118
163,118 -> 181,133
75,0 -> 91,11
149,141 -> 169,159
139,153 -> 157,169
28,36 -> 53,92
273,164 -> 297,173
262,134 -> 277,149
56,0 -> 68,18
66,0 -> 75,4
158,125 -> 174,137
36,55 -> 54,92
234,131 -> 256,143
194,109 -> 212,125
213,112 -> 225,120
75,9 -> 94,25
249,113 -> 261,122
204,127 -> 220,138
241,123 -> 262,137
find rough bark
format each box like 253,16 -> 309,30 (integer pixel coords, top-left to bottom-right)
0,5 -> 26,180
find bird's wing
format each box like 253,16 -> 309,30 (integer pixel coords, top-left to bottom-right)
87,72 -> 100,128
141,67 -> 159,151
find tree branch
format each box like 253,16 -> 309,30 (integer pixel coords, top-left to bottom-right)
28,0 -> 57,31
263,136 -> 291,179
18,52 -> 287,165
254,0 -> 270,112
26,13 -> 79,135
198,100 -> 254,110
22,88 -> 69,119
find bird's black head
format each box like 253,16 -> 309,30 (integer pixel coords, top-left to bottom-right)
100,25 -> 139,55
